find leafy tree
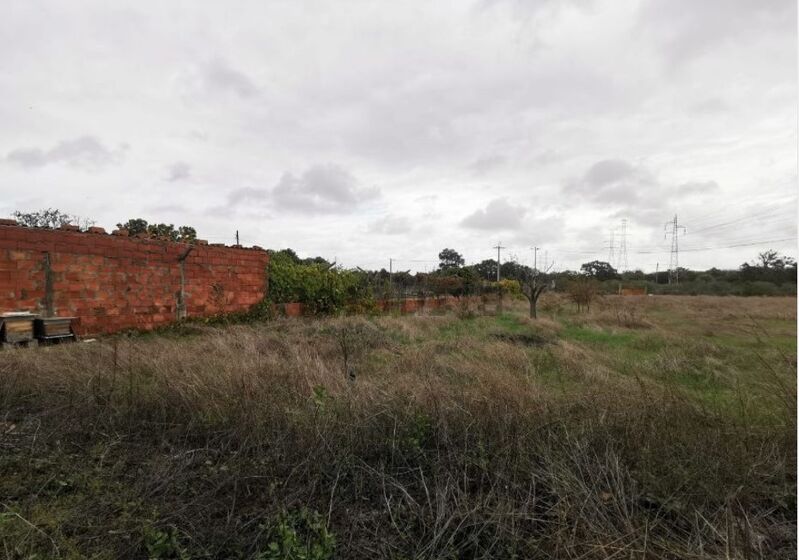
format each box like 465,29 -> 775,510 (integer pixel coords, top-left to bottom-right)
427,274 -> 463,297
580,260 -> 619,281
755,250 -> 794,270
500,260 -> 530,282
391,270 -> 416,298
117,218 -> 148,236
271,248 -> 301,264
178,226 -> 197,242
740,250 -> 797,285
472,259 -> 498,281
13,208 -> 94,230
302,256 -> 334,268
116,218 -> 197,242
438,248 -> 465,270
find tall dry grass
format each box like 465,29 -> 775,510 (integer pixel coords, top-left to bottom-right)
0,307 -> 795,559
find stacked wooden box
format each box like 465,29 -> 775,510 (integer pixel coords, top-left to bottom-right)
34,317 -> 76,342
1,313 -> 76,346
1,312 -> 37,345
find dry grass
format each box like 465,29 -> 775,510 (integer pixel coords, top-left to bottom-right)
0,296 -> 795,559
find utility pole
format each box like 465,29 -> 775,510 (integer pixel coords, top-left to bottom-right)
664,215 -> 686,284
235,230 -> 240,245
531,246 -> 539,273
494,242 -> 506,281
655,262 -> 659,284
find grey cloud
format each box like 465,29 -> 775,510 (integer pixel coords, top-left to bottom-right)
367,215 -> 412,235
532,150 -> 561,166
688,98 -> 729,115
469,155 -> 506,175
166,161 -> 191,182
226,164 -> 379,215
461,198 -> 526,231
204,59 -> 258,98
639,0 -> 795,65
566,159 -> 657,205
273,164 -> 379,214
584,159 -> 636,186
226,186 -> 268,206
6,136 -> 126,169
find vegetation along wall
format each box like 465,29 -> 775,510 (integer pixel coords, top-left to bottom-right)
0,219 -> 269,335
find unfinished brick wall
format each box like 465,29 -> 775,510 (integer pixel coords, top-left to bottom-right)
0,221 -> 269,335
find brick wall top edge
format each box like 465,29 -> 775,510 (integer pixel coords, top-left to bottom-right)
0,222 -> 267,252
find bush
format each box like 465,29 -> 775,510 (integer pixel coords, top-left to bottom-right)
742,281 -> 780,297
268,252 -> 372,314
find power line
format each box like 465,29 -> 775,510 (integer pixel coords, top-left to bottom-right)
683,193 -> 796,227
689,208 -> 795,235
638,237 -> 797,254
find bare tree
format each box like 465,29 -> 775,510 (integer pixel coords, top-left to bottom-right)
521,262 -> 554,319
567,277 -> 599,313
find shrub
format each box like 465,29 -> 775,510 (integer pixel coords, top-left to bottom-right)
268,252 -> 371,314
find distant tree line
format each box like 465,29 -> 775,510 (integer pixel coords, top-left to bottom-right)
574,250 -> 796,297
266,246 -> 796,315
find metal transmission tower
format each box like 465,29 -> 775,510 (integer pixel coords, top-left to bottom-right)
664,215 -> 686,284
606,229 -> 616,265
617,219 -> 628,272
493,242 -> 506,281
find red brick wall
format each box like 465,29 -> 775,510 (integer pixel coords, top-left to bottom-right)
0,222 -> 269,335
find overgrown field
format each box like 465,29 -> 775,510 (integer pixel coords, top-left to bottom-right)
1,295 -> 796,559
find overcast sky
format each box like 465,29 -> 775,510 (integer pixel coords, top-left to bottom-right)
1,0 -> 796,272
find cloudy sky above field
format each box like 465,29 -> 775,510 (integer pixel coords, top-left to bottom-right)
0,0 -> 795,272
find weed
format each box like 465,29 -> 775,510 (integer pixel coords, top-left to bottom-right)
258,509 -> 335,560
144,525 -> 188,560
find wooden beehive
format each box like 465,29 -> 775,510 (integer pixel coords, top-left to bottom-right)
1,313 -> 37,344
34,317 -> 76,340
